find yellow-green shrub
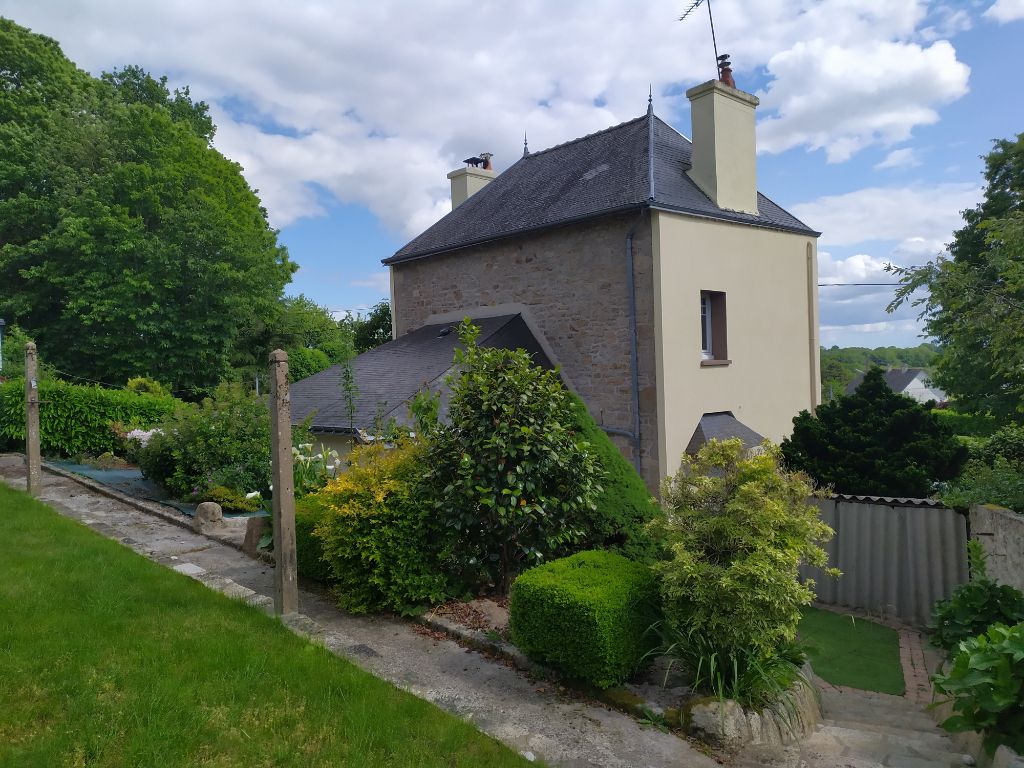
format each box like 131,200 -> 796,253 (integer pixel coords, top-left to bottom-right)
313,440 -> 451,614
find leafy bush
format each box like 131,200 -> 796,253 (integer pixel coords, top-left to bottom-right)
565,393 -> 661,561
652,439 -> 836,660
125,376 -> 172,398
941,457 -> 1024,512
200,486 -> 262,514
0,378 -> 177,455
932,622 -> 1024,755
286,346 -> 331,382
509,550 -> 659,688
782,367 -> 968,497
293,443 -> 342,497
424,321 -> 602,593
313,440 -> 451,614
138,383 -> 308,498
977,425 -> 1024,469
295,495 -> 332,584
929,541 -> 1024,655
933,409 -> 1000,439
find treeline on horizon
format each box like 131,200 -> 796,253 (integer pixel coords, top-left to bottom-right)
820,343 -> 939,401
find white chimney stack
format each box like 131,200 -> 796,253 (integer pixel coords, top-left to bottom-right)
685,79 -> 760,216
447,153 -> 496,210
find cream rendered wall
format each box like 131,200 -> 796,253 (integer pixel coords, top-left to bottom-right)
652,210 -> 820,480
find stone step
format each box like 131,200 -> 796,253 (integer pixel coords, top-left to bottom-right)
814,723 -> 967,764
823,713 -> 944,737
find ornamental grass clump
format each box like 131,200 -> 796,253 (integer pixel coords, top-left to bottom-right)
651,439 -> 837,704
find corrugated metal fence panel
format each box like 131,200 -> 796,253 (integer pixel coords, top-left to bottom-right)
800,498 -> 968,626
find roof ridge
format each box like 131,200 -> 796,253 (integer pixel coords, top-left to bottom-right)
524,113 -> 647,159
653,113 -> 691,143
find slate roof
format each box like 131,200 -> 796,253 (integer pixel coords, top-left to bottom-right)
844,368 -> 939,396
386,109 -> 816,265
290,314 -> 553,432
684,411 -> 765,455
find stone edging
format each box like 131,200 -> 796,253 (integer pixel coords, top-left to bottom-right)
417,609 -> 821,748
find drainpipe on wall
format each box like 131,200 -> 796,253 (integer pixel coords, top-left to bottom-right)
622,209 -> 646,473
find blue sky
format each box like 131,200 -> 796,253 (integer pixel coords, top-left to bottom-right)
3,0 -> 1023,346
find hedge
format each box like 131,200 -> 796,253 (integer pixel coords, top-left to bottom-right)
509,550 -> 660,688
566,393 -> 661,561
0,378 -> 178,456
295,495 -> 333,584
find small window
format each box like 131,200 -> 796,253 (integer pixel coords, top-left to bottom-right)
700,290 -> 728,364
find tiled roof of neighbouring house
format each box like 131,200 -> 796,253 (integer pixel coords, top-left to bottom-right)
290,314 -> 553,433
844,368 -> 940,397
684,411 -> 766,455
385,109 -> 817,265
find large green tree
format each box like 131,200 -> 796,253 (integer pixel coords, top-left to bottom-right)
889,134 -> 1024,419
781,367 -> 967,497
0,19 -> 295,392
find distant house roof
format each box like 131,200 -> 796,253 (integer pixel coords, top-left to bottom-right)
290,314 -> 553,433
844,368 -> 945,400
385,109 -> 817,265
685,412 -> 765,455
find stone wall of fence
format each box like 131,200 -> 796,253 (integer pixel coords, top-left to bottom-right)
801,496 -> 969,627
970,504 -> 1024,593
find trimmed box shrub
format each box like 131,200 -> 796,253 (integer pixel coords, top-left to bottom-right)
509,550 -> 659,688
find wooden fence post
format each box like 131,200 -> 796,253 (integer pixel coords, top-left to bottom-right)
269,349 -> 298,616
25,343 -> 41,496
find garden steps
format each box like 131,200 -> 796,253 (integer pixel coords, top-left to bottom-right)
732,682 -> 970,767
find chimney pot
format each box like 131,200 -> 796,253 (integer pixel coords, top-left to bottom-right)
447,155 -> 496,210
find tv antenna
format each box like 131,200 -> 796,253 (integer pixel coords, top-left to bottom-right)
679,0 -> 732,85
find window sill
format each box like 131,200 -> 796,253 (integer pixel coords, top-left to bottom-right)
700,359 -> 732,367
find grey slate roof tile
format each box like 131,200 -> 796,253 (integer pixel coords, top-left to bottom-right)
685,411 -> 765,455
290,314 -> 552,432
386,111 -> 816,265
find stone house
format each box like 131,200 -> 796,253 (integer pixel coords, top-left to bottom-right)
845,367 -> 947,405
382,79 -> 820,489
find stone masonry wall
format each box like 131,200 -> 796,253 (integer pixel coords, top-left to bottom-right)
970,504 -> 1024,592
391,211 -> 662,490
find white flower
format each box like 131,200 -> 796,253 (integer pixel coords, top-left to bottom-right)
299,443 -> 313,451
245,491 -> 261,500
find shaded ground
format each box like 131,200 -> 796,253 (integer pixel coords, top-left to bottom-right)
0,457 -> 719,768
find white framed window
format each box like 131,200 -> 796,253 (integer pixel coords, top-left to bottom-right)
701,293 -> 713,360
700,290 -> 728,363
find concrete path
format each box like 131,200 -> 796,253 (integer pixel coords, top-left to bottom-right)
0,459 -> 718,768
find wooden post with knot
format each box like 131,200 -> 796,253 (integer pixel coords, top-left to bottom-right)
25,343 -> 41,496
269,349 -> 298,616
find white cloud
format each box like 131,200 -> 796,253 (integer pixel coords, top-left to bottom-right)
874,148 -> 921,170
0,0 -> 972,236
757,39 -> 969,162
918,4 -> 973,41
791,182 -> 980,247
350,271 -> 391,294
985,0 -> 1024,23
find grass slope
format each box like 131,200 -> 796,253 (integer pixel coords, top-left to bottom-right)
0,483 -> 532,767
799,607 -> 905,696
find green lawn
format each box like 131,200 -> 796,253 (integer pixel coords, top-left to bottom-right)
799,606 -> 905,696
0,484 -> 533,767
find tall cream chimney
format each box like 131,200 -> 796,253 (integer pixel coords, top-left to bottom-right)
447,153 -> 496,210
685,80 -> 759,215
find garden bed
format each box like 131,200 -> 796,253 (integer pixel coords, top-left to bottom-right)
426,597 -> 821,748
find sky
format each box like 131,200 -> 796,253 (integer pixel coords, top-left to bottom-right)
3,0 -> 1023,348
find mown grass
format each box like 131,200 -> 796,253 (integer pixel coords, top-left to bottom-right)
0,483 -> 534,767
799,607 -> 905,696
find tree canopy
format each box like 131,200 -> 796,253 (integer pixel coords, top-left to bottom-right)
345,301 -> 392,354
781,367 -> 967,497
889,134 -> 1024,419
0,19 -> 295,393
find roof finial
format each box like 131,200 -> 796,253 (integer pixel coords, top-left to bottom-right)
523,131 -> 530,158
647,84 -> 654,115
